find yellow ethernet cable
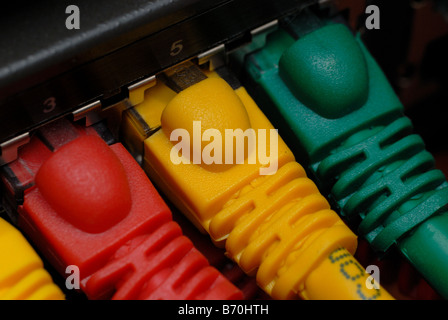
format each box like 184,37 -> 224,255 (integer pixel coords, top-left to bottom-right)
0,218 -> 64,300
119,64 -> 394,300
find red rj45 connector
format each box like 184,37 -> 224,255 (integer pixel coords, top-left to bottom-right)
0,118 -> 242,300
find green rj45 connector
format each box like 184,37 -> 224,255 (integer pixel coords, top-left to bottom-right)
244,21 -> 448,298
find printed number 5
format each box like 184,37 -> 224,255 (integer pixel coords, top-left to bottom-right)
170,40 -> 183,56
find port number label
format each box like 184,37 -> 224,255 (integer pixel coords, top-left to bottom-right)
170,40 -> 184,56
43,97 -> 57,113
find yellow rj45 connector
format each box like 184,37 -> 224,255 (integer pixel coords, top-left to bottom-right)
119,64 -> 394,300
0,218 -> 64,300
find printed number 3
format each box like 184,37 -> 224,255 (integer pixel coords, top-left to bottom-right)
170,40 -> 183,56
43,97 -> 56,113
